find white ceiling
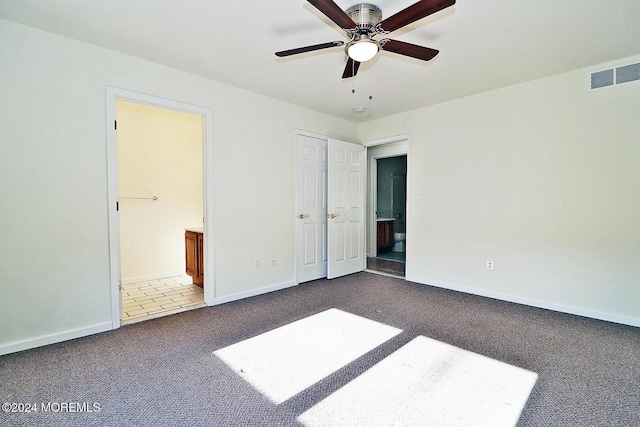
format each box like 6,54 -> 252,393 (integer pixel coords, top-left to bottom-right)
1,0 -> 639,122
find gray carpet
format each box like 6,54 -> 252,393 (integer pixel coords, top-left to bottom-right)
1,272 -> 639,426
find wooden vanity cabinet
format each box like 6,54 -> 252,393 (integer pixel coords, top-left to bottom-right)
185,229 -> 203,287
377,220 -> 395,253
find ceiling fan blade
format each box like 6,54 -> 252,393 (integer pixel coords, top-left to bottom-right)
381,39 -> 439,61
308,0 -> 357,29
342,57 -> 361,79
378,0 -> 456,33
275,41 -> 345,57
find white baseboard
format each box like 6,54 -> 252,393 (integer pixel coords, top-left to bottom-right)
121,271 -> 185,285
0,322 -> 113,356
407,275 -> 640,328
213,281 -> 297,305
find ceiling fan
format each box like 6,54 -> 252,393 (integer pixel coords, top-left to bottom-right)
275,0 -> 456,78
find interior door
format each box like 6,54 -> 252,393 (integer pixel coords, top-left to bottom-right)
296,134 -> 328,283
327,138 -> 366,279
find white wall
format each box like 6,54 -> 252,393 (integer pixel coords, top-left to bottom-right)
359,55 -> 640,326
116,100 -> 204,283
0,19 -> 357,354
1,16 -> 637,355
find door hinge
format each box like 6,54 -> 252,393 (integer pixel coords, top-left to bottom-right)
114,120 -> 117,130
116,201 -> 119,211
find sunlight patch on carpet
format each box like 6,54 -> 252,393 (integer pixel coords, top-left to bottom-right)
298,336 -> 538,427
213,308 -> 403,404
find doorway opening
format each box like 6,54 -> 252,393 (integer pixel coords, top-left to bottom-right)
368,155 -> 407,277
106,87 -> 215,329
116,100 -> 205,324
365,138 -> 409,278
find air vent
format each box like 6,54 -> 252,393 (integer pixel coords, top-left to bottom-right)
591,69 -> 614,89
616,63 -> 640,84
590,62 -> 640,90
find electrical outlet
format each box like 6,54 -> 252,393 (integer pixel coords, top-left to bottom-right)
271,257 -> 276,267
486,260 -> 494,270
255,259 -> 261,269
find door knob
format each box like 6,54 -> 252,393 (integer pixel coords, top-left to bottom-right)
328,213 -> 340,219
298,214 -> 309,219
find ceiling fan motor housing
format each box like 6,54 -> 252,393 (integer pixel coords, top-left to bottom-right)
346,3 -> 382,33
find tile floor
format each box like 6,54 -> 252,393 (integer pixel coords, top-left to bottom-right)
366,257 -> 405,278
376,251 -> 406,263
121,275 -> 205,325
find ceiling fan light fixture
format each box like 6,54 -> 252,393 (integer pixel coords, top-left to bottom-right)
346,36 -> 379,62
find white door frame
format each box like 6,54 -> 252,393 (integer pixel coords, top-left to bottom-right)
364,134 -> 410,275
106,87 -> 215,328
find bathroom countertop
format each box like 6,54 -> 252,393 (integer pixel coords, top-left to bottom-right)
377,218 -> 394,222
